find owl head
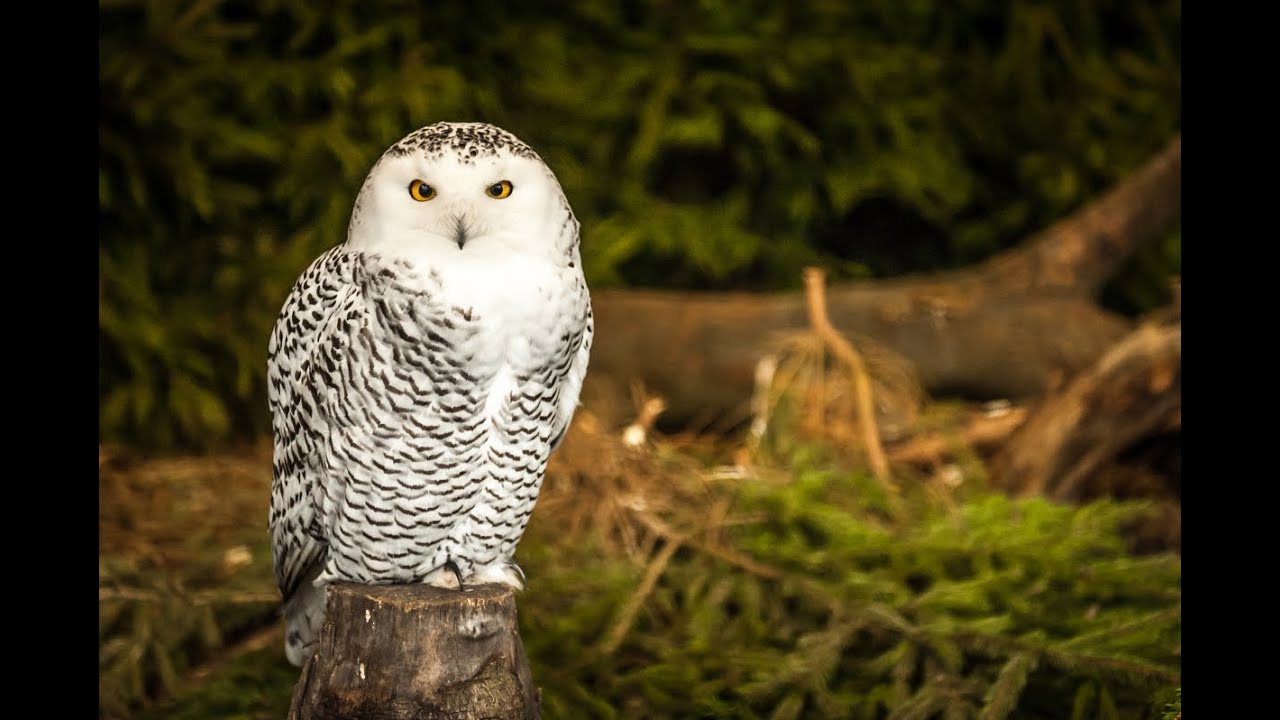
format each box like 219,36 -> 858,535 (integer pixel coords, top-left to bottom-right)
345,122 -> 578,261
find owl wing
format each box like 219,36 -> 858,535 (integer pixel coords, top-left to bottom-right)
267,246 -> 357,601
549,285 -> 593,452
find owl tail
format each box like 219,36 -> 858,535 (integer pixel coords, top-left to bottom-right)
282,561 -> 327,667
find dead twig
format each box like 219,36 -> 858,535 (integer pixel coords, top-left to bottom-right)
631,510 -> 784,581
598,535 -> 684,655
888,406 -> 1029,465
803,267 -> 896,496
185,624 -> 283,686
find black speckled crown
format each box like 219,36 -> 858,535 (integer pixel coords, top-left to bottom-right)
385,122 -> 540,165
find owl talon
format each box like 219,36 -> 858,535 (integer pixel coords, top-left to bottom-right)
471,562 -> 526,591
446,560 -> 466,592
421,564 -> 462,590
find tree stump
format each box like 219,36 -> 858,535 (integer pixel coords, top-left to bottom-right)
288,583 -> 540,720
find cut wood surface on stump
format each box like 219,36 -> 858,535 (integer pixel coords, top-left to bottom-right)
289,583 -> 540,720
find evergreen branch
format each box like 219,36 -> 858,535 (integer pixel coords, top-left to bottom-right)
889,685 -> 951,720
891,640 -> 920,706
979,651 -> 1038,720
1037,648 -> 1180,686
954,630 -> 1180,685
1057,604 -> 1181,650
1162,687 -> 1181,720
744,616 -> 865,701
858,601 -> 920,637
597,536 -> 684,656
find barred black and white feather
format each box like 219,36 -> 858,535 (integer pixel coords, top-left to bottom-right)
267,122 -> 592,666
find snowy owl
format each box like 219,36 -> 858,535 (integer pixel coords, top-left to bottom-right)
267,122 -> 593,667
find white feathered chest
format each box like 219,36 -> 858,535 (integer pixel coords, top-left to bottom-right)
309,250 -> 587,584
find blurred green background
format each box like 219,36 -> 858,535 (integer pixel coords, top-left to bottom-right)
99,0 -> 1180,448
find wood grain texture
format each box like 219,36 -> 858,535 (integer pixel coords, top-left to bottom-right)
289,583 -> 539,720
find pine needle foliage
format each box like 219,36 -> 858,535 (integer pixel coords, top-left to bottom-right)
99,1 -> 1181,449
1161,687 -> 1180,720
515,446 -> 1180,719
105,420 -> 1179,718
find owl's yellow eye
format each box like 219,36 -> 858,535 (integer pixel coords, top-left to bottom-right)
408,180 -> 436,202
485,180 -> 514,199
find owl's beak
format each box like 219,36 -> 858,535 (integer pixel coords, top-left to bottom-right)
447,212 -> 471,249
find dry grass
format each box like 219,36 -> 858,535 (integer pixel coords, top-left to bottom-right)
99,442 -> 281,718
536,408 -> 730,563
99,442 -> 274,573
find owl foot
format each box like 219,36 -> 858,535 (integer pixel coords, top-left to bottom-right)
421,563 -> 463,590
470,561 -> 526,591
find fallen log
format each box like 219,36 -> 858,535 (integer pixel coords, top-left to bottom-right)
587,292 -> 1131,428
992,317 -> 1181,500
584,136 -> 1181,426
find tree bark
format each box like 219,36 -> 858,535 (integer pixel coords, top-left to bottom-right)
584,136 -> 1181,425
992,318 -> 1181,500
289,583 -> 540,720
587,293 -> 1132,427
949,134 -> 1180,300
